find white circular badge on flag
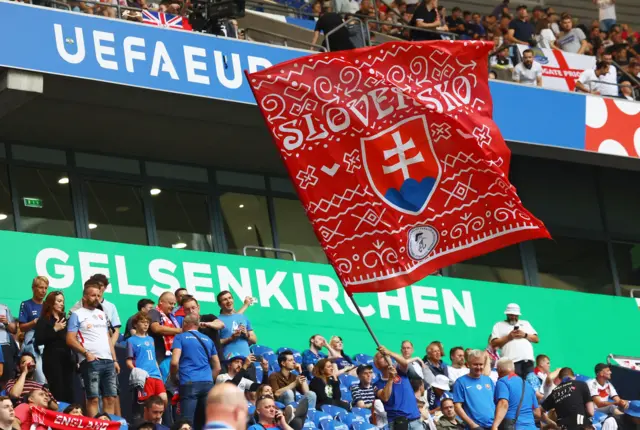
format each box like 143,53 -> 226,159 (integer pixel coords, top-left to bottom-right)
407,226 -> 438,260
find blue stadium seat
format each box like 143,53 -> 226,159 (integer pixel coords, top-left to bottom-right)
321,404 -> 349,420
575,374 -> 590,382
275,401 -> 286,409
593,411 -> 608,423
307,409 -> 318,423
108,414 -> 128,430
0,390 -> 5,396
289,401 -> 299,409
351,407 -> 372,420
352,423 -> 376,430
353,354 -> 374,365
295,392 -> 303,401
251,345 -> 274,356
267,354 -> 281,372
304,421 -> 318,429
277,347 -> 303,364
253,360 -> 264,377
340,385 -> 353,403
57,402 -> 70,412
341,413 -> 366,427
313,411 -> 334,427
339,374 -> 358,388
320,421 -> 349,430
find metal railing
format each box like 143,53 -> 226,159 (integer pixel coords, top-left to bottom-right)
581,80 -> 638,100
243,245 -> 297,261
629,288 -> 640,298
246,0 -> 315,19
324,16 -> 367,51
365,18 -> 459,41
244,27 -> 326,51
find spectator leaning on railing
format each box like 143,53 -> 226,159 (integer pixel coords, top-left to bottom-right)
576,61 -> 611,95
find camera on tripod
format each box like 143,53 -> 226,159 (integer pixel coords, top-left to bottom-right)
189,0 -> 245,34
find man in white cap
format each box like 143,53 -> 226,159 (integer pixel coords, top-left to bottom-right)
490,303 -> 539,378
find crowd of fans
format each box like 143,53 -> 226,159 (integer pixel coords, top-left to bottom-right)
0,275 -> 639,430
308,0 -> 640,99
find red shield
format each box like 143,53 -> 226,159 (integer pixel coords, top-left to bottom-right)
362,115 -> 441,216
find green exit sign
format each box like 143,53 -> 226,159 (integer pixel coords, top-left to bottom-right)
23,197 -> 43,208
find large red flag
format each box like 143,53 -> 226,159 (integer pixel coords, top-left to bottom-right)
247,40 -> 550,294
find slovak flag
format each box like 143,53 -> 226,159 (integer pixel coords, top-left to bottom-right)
142,10 -> 192,30
247,41 -> 550,294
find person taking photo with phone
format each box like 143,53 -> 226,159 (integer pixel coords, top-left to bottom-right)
490,304 -> 539,378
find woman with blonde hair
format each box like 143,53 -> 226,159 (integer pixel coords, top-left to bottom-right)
328,336 -> 357,376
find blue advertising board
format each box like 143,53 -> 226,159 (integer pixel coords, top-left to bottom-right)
0,2 -> 602,157
0,1 -> 307,104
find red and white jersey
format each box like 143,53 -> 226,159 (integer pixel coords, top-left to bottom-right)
587,379 -> 618,400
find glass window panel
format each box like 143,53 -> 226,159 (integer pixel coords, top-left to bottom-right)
13,167 -> 75,237
86,181 -> 147,245
448,245 -> 524,285
11,145 -> 66,165
273,198 -> 327,264
599,168 -> 640,240
219,193 -> 273,256
612,242 -> 640,297
145,162 -> 208,183
0,143 -> 6,159
510,156 -> 602,232
216,171 -> 266,189
534,237 -> 614,295
270,177 -> 296,194
0,165 -> 15,231
75,153 -> 140,175
153,190 -> 213,251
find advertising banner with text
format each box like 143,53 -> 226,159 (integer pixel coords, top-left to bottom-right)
0,230 -> 638,375
517,45 -> 596,92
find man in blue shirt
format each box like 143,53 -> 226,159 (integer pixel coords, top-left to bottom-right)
18,276 -> 49,384
492,358 -> 540,430
170,314 -> 220,430
126,312 -> 167,406
302,335 -> 338,379
216,291 -> 257,359
373,345 -> 421,430
453,350 -> 495,430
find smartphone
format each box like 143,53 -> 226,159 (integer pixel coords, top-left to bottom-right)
514,325 -> 520,330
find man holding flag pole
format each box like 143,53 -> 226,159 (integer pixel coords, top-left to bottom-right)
246,38 -> 550,404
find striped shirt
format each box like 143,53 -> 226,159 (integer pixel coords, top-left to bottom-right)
5,378 -> 54,404
351,383 -> 376,407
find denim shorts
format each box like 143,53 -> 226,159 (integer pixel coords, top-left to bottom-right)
80,359 -> 118,399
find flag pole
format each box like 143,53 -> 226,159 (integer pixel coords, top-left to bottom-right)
346,291 -> 394,366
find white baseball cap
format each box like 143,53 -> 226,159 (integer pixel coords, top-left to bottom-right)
431,374 -> 451,391
504,303 -> 521,316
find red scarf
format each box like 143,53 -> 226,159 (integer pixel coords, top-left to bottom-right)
30,406 -> 121,430
157,306 -> 178,355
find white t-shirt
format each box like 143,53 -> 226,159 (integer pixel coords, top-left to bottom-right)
578,69 -> 607,94
490,320 -> 537,362
596,0 -> 616,21
215,373 -> 254,391
587,379 -> 618,400
538,29 -> 556,49
68,307 -> 113,361
513,62 -> 543,86
600,65 -> 618,96
541,380 -> 556,401
448,366 -> 470,383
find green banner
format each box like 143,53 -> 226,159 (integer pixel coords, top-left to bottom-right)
0,230 -> 638,375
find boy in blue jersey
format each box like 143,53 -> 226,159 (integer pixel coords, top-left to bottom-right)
453,350 -> 495,430
126,312 -> 167,406
216,291 -> 257,360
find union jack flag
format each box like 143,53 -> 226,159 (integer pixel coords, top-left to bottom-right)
142,10 -> 191,30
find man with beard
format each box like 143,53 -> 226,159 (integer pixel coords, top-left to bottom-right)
512,49 -> 543,87
66,281 -> 119,417
5,353 -> 57,410
491,303 -> 539,378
